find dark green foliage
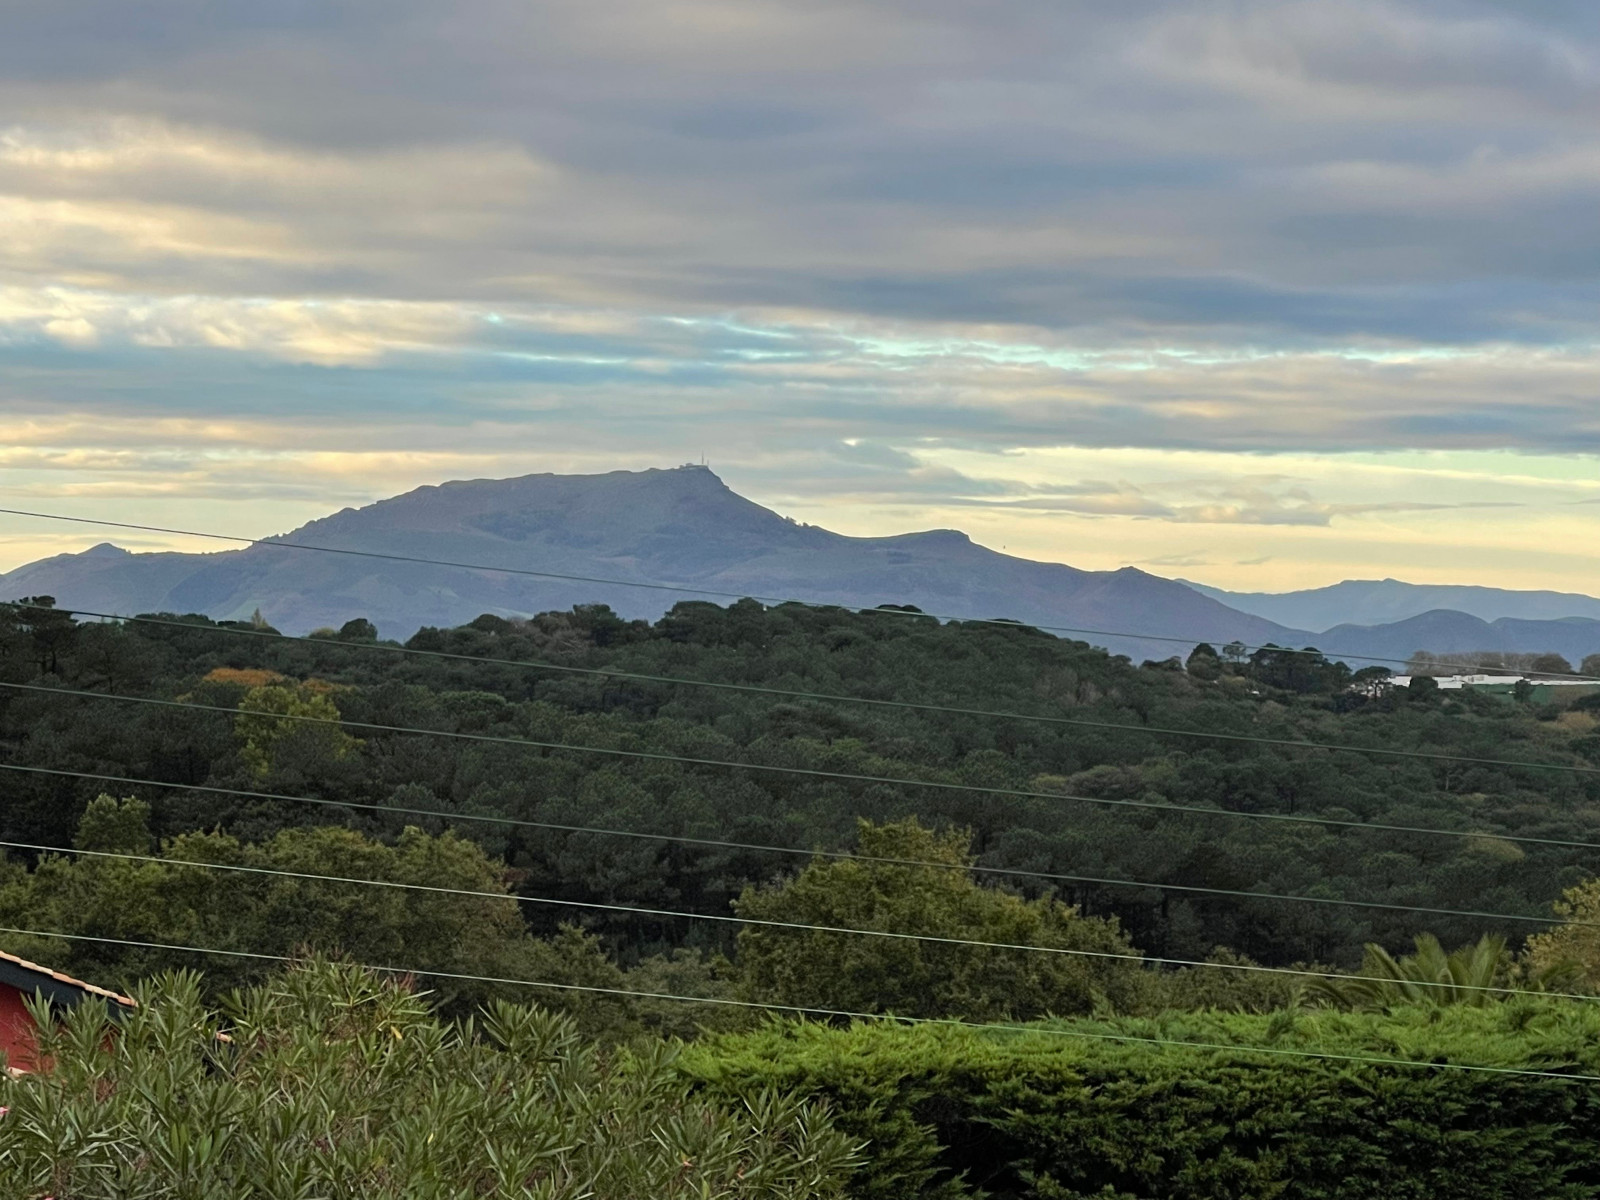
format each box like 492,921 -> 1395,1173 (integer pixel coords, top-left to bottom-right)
683,1006 -> 1600,1199
7,596 -> 1600,1193
0,961 -> 860,1199
1185,643 -> 1222,682
0,796 -> 743,1039
1246,644 -> 1351,693
2,597 -> 1598,975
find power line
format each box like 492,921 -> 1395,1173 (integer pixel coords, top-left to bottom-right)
0,759 -> 1583,930
0,837 -> 1588,1002
0,602 -> 1393,744
7,506 -> 1596,682
6,681 -> 1598,852
3,923 -> 1593,1082
4,667 -> 1596,781
24,603 -> 1599,773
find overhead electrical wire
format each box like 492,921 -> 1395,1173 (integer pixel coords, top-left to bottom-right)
0,759 -> 1586,930
7,512 -> 1598,1072
3,658 -> 1596,780
19,603 -> 1600,774
0,837 -> 1590,1001
5,506 -> 1597,683
5,682 -> 1600,856
3,924 -> 1592,1083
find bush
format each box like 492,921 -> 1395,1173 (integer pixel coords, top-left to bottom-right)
734,819 -> 1150,1021
682,1004 -> 1600,1199
0,961 -> 859,1199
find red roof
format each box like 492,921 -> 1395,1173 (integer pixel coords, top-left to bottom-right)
0,949 -> 136,1010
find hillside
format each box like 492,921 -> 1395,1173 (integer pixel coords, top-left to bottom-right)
0,466 -> 1302,661
4,595 -> 1599,980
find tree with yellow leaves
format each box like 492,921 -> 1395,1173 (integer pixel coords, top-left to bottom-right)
1522,879 -> 1600,990
236,682 -> 363,781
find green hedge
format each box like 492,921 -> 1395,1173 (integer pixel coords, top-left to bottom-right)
681,1003 -> 1600,1199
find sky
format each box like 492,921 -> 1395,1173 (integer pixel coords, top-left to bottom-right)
2,0 -> 1600,594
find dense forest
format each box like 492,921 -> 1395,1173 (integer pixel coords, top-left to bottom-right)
8,596 -> 1600,1196
3,595 -> 1598,979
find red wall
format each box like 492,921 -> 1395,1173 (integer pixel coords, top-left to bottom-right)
0,984 -> 40,1072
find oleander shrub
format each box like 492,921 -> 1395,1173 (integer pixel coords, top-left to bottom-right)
0,961 -> 859,1200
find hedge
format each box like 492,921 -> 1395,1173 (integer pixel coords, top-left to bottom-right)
681,1002 -> 1600,1199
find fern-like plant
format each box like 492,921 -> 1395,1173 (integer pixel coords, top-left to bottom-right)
1308,934 -> 1572,1012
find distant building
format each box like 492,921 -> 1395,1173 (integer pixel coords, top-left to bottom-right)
1391,674 -> 1525,690
0,951 -> 135,1072
1391,674 -> 1600,702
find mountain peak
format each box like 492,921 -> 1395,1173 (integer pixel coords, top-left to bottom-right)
25,465 -> 1595,667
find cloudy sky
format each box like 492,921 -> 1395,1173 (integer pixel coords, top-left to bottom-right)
3,0 -> 1599,593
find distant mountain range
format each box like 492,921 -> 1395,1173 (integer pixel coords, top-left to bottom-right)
1310,613 -> 1600,671
1182,577 -> 1600,630
3,465 -> 1599,669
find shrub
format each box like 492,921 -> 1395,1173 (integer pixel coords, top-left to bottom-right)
683,1004 -> 1600,1199
0,961 -> 860,1199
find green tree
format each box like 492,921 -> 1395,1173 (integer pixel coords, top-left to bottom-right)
0,797 -> 737,1037
5,595 -> 77,675
733,818 -> 1149,1021
73,794 -> 153,854
1247,644 -> 1349,693
1410,673 -> 1441,701
235,682 -> 362,779
1529,653 -> 1574,676
1522,877 -> 1600,991
0,803 -> 538,1009
1185,642 -> 1222,681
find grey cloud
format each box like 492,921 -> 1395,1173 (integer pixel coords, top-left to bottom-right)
720,461 -> 1515,528
1138,552 -> 1277,568
7,0 -> 1600,483
828,441 -> 923,470
8,300 -> 1600,457
944,489 -> 1463,526
3,1 -> 1600,349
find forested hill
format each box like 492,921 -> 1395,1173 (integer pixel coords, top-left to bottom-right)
3,596 -> 1598,975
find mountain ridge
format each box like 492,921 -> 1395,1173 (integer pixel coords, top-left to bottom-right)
1183,576 -> 1600,631
4,465 -> 1600,667
0,467 -> 1296,660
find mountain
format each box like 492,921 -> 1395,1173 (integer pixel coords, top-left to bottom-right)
1182,577 -> 1600,631
0,466 -> 1306,661
9,466 -> 1600,668
1315,611 -> 1600,671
